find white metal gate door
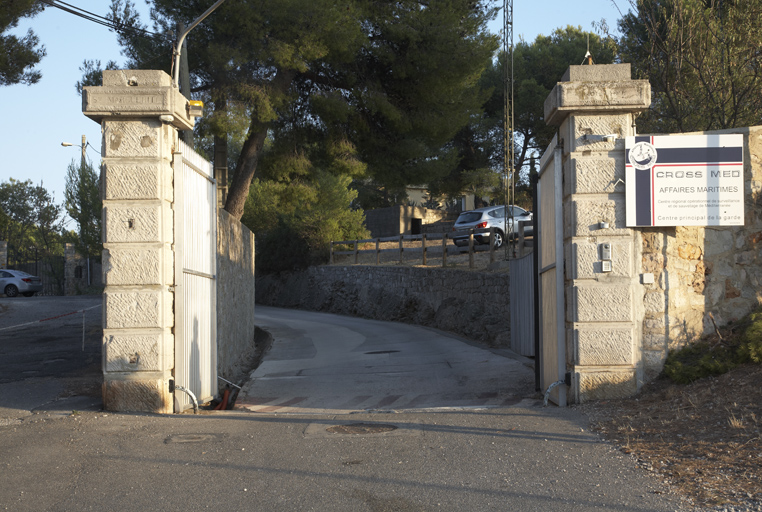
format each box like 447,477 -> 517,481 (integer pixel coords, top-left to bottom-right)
509,253 -> 535,356
174,140 -> 218,412
537,138 -> 567,406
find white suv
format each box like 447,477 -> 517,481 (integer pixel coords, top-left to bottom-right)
451,205 -> 533,248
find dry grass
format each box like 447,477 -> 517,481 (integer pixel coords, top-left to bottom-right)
581,363 -> 762,509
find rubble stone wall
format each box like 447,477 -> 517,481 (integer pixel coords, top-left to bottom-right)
216,209 -> 257,385
640,126 -> 762,376
256,265 -> 511,348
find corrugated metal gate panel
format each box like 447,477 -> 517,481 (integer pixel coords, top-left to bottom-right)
174,140 -> 217,412
538,140 -> 566,406
509,253 -> 534,356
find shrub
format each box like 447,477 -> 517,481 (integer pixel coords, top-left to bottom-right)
255,219 -> 312,274
663,341 -> 742,384
663,306 -> 762,384
739,309 -> 762,363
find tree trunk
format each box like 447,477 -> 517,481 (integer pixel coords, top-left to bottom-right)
222,69 -> 296,220
223,127 -> 267,220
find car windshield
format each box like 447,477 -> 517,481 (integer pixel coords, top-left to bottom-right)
456,212 -> 483,223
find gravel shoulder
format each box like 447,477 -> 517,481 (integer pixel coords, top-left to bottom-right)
578,364 -> 762,511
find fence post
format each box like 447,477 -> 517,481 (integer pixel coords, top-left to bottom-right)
398,236 -> 403,265
422,234 -> 427,266
518,222 -> 525,258
354,240 -> 359,264
442,235 -> 447,267
489,228 -> 495,263
376,238 -> 380,265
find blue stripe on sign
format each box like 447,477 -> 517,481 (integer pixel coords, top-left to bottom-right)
653,146 -> 742,164
634,136 -> 652,226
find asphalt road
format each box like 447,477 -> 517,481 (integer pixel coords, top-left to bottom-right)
0,301 -> 695,511
0,295 -> 102,423
239,307 -> 536,414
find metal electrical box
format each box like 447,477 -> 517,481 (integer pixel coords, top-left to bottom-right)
601,243 -> 612,260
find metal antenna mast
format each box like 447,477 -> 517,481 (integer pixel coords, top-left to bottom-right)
503,0 -> 515,258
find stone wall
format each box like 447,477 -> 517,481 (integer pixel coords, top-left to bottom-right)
256,265 -> 511,347
64,243 -> 103,295
640,126 -> 762,378
216,209 -> 258,385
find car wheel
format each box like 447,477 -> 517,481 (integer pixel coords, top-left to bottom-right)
4,284 -> 19,298
454,240 -> 467,247
493,231 -> 504,249
22,292 -> 35,297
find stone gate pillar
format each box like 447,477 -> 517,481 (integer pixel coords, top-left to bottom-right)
83,70 -> 199,413
544,64 -> 651,402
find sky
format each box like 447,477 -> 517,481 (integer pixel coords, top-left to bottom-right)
0,0 -> 630,219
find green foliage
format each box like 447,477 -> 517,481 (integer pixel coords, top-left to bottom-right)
739,309 -> 762,364
663,307 -> 762,384
105,0 -> 500,218
242,171 -> 370,273
618,0 -> 762,133
0,0 -> 46,85
663,341 -> 742,384
512,26 -> 617,171
0,178 -> 64,264
255,219 -> 312,274
64,159 -> 102,258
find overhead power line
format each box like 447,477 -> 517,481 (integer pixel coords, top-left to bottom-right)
39,0 -> 161,39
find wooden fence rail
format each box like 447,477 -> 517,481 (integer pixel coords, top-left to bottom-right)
330,223 -> 532,269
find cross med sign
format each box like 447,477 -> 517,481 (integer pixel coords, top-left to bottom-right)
625,134 -> 744,227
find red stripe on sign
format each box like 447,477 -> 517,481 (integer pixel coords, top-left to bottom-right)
651,166 -> 656,226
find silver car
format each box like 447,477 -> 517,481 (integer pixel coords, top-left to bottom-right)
1,269 -> 43,297
452,205 -> 533,248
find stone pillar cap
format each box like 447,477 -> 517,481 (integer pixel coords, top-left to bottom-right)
544,64 -> 651,126
82,70 -> 199,131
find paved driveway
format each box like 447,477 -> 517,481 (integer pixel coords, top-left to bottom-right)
239,307 -> 536,414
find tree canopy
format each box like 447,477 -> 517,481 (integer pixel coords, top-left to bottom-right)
64,158 -> 102,259
0,178 -> 63,265
513,26 -> 617,170
105,0 -> 499,219
618,0 -> 762,133
0,0 -> 46,86
428,26 -> 617,205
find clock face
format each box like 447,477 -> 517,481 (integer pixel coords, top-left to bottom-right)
629,141 -> 658,170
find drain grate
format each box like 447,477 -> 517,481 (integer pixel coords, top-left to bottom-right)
326,423 -> 398,435
364,350 -> 400,355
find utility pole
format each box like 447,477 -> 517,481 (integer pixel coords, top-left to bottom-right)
81,134 -> 87,170
503,0 -> 515,259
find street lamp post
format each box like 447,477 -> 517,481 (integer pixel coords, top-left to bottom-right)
61,135 -> 97,287
60,135 -> 89,170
